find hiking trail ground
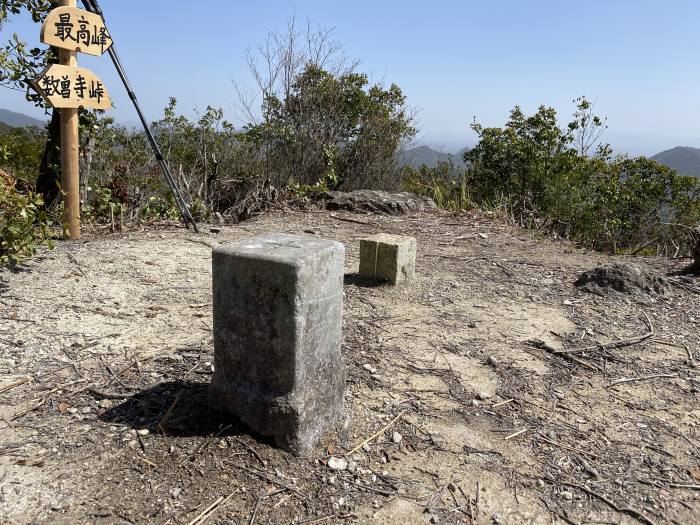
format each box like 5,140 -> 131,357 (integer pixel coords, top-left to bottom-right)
1,208 -> 698,524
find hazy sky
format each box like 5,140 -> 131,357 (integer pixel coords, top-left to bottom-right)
1,0 -> 699,156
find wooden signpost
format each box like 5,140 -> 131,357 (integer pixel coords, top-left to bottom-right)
32,65 -> 111,110
32,0 -> 113,240
40,6 -> 113,56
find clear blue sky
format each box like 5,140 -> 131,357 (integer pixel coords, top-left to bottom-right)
1,0 -> 699,155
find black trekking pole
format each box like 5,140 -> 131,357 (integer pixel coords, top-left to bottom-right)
81,0 -> 199,233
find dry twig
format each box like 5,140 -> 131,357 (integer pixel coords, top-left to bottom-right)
560,312 -> 654,356
187,492 -> 235,525
346,410 -> 407,456
547,478 -> 657,525
0,377 -> 30,394
606,373 -> 678,389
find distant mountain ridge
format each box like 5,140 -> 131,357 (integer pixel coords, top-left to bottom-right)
0,108 -> 46,129
398,145 -> 469,170
651,146 -> 700,178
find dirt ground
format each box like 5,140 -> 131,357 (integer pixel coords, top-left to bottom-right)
0,208 -> 699,525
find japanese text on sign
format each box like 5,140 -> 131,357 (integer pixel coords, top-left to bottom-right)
32,64 -> 112,110
41,7 -> 113,56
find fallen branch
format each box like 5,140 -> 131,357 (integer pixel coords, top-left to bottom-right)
525,340 -> 601,371
233,464 -> 307,501
346,410 -> 407,456
492,398 -> 515,408
537,434 -> 598,460
547,478 -> 656,525
329,213 -> 370,225
504,428 -> 529,441
666,483 -> 700,490
0,377 -> 30,394
560,312 -> 654,356
539,496 -> 579,525
87,388 -> 133,400
187,491 -> 235,525
607,373 -> 678,389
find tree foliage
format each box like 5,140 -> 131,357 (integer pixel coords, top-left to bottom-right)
0,167 -> 52,265
405,97 -> 700,255
248,64 -> 415,191
0,0 -> 53,105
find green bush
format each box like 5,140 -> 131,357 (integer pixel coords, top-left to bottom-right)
248,64 -> 416,191
405,98 -> 700,256
0,171 -> 52,265
0,126 -> 45,182
402,161 -> 468,212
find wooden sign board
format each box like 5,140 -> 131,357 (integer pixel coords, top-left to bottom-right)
40,6 -> 112,57
32,64 -> 112,110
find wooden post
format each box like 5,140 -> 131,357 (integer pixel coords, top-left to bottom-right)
59,0 -> 80,239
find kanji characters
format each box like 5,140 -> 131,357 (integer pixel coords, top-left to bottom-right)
88,81 -> 105,104
40,75 -> 61,97
74,75 -> 87,98
76,16 -> 91,47
91,26 -> 110,54
49,11 -> 111,54
59,76 -> 71,98
54,13 -> 76,42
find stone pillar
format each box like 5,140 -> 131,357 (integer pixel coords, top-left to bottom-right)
359,234 -> 417,284
210,233 -> 345,455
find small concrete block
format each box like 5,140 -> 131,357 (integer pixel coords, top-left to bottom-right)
359,234 -> 417,284
210,233 -> 345,456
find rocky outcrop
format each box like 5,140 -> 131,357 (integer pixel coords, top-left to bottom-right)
321,190 -> 436,216
575,263 -> 669,300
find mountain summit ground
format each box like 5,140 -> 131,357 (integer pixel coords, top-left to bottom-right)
1,208 -> 698,524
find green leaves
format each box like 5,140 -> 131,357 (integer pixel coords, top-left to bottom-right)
0,171 -> 53,266
415,98 -> 700,256
251,63 -> 415,191
0,0 -> 53,105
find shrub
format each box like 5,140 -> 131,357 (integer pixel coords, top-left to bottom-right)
248,64 -> 416,191
0,169 -> 52,265
402,161 -> 468,212
405,98 -> 700,256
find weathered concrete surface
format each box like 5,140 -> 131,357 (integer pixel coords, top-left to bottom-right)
359,234 -> 417,284
210,233 -> 345,455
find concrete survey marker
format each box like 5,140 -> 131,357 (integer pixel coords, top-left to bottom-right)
359,233 -> 417,284
210,233 -> 346,455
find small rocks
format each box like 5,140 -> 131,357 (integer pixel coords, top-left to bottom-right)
136,429 -> 150,436
487,356 -> 499,367
476,391 -> 492,401
560,490 -> 574,501
392,431 -> 403,444
327,456 -> 348,471
362,364 -> 378,374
